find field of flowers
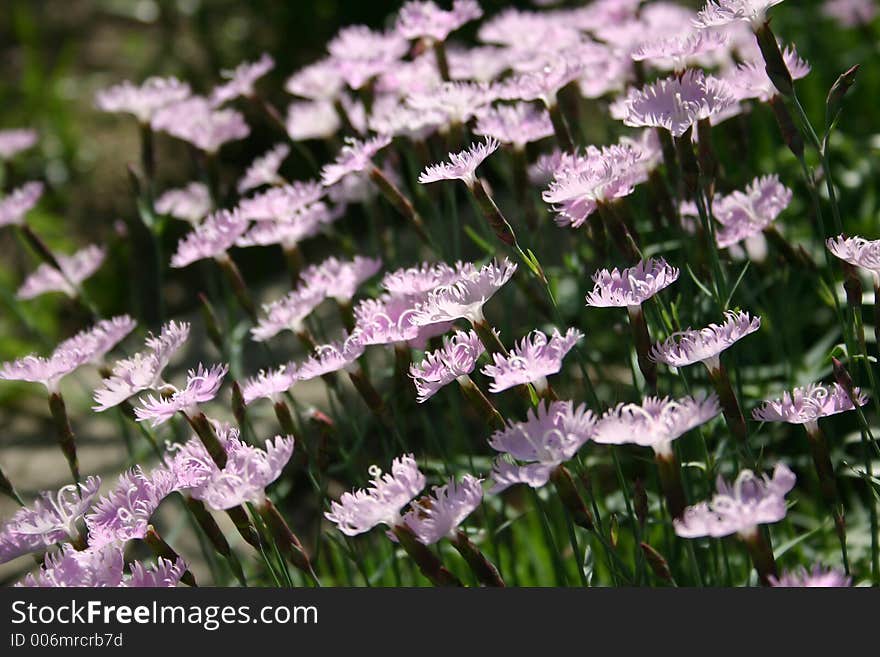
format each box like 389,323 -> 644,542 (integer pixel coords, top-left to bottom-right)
1,0 -> 879,588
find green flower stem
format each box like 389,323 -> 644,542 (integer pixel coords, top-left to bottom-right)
803,423 -> 849,574
451,530 -> 505,587
368,165 -> 434,247
144,526 -> 197,587
654,451 -> 687,520
0,463 -> 24,506
457,375 -> 506,430
392,525 -> 463,587
48,392 -> 80,485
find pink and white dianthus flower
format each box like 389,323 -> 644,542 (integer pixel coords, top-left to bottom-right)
325,454 -> 426,536
402,475 -> 484,545
822,0 -> 878,27
134,363 -> 228,427
381,262 -> 458,297
770,563 -> 851,587
621,69 -> 735,138
447,45 -> 510,83
406,81 -> 496,127
694,0 -> 786,28
713,175 -> 793,248
632,28 -> 730,72
353,295 -> 453,349
251,285 -> 325,342
725,46 -> 810,102
482,328 -> 582,393
210,53 -> 274,106
0,477 -> 100,564
541,144 -> 649,228
167,426 -> 294,510
0,128 -> 38,160
93,320 -> 190,412
650,310 -> 761,372
235,207 -> 331,250
238,180 -> 324,222
411,258 -> 517,325
585,258 -> 680,309
85,467 -> 177,548
152,97 -> 249,154
752,383 -> 868,428
242,365 -> 298,405
155,183 -> 212,223
498,55 -> 584,106
301,256 -> 382,304
489,401 -> 596,492
0,181 -> 43,227
396,0 -> 483,43
418,137 -> 500,188
593,394 -> 721,457
95,76 -> 191,123
285,58 -> 345,101
237,143 -> 290,194
674,463 -> 796,539
56,316 -> 136,366
297,333 -> 366,380
826,234 -> 880,274
285,100 -> 341,141
16,244 -> 106,300
473,102 -> 554,150
327,26 -> 409,90
409,330 -> 485,402
320,135 -> 392,187
0,347 -> 92,394
170,209 -> 249,268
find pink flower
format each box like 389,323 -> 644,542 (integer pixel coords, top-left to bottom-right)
621,69 -> 735,137
0,128 -> 38,160
320,135 -> 392,187
285,58 -> 345,101
694,0 -> 786,28
298,333 -> 366,380
632,29 -> 730,71
238,181 -> 325,222
134,363 -> 228,427
152,97 -> 249,153
85,467 -> 177,548
713,175 -> 793,248
473,102 -> 554,149
369,97 -> 444,140
478,9 -> 581,53
826,234 -> 880,273
210,53 -> 274,106
752,383 -> 868,427
170,209 -> 249,268
375,54 -> 442,98
56,316 -> 136,365
17,244 -> 106,300
585,258 -> 680,308
0,181 -> 43,227
124,556 -> 188,588
327,26 -> 409,90
237,143 -> 290,194
498,55 -> 584,105
411,258 -> 517,325
593,394 -> 721,457
93,320 -> 190,411
650,310 -> 761,371
447,46 -> 510,83
770,563 -> 851,587
406,81 -> 496,127
419,137 -> 500,187
242,365 -> 298,405
285,100 -> 341,141
155,183 -> 212,223
822,0 -> 877,27
402,475 -> 484,544
381,262 -> 458,297
725,46 -> 810,102
482,328 -> 582,393
409,330 -> 485,402
236,205 -> 332,250
301,255 -> 382,303
489,401 -> 596,493
0,477 -> 100,564
95,76 -> 191,123
325,454 -> 426,536
541,144 -> 649,227
0,348 -> 92,394
167,426 -> 294,509
251,285 -> 325,342
396,0 -> 482,42
354,295 -> 453,349
674,463 -> 796,539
